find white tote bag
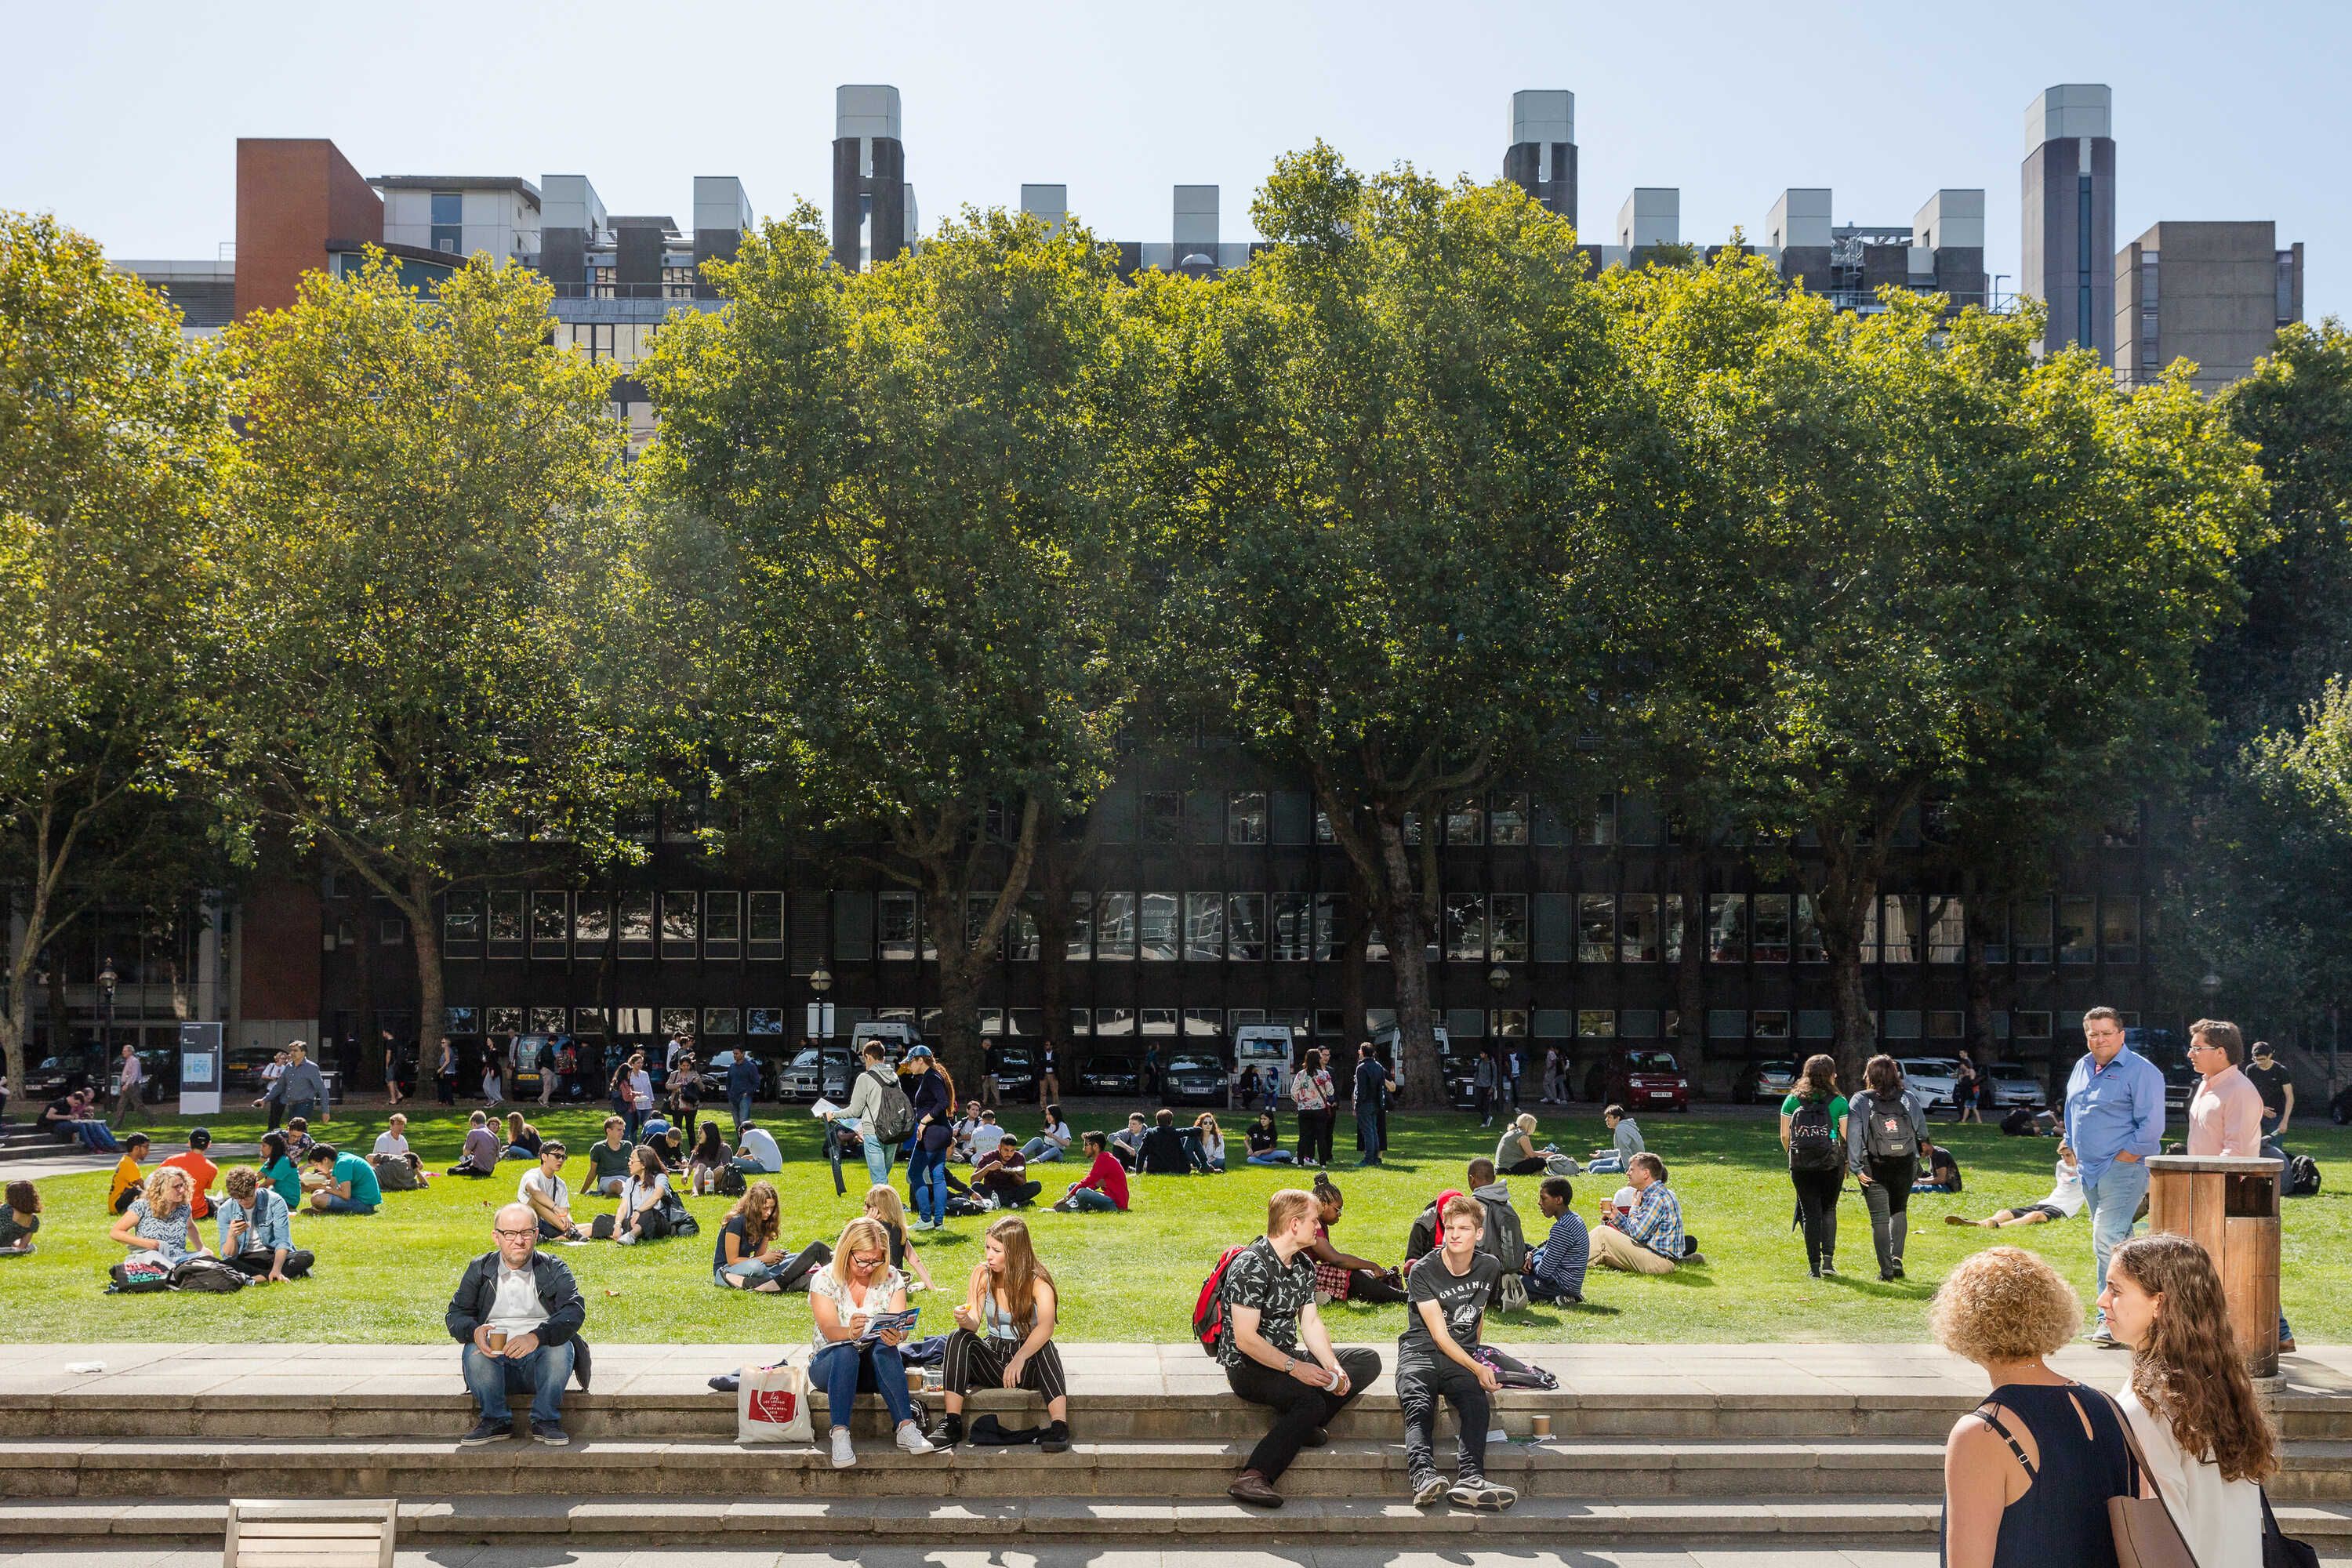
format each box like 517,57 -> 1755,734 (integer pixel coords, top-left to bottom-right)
735,1360 -> 814,1445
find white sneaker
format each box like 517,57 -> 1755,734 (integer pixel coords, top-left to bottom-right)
895,1420 -> 942,1455
829,1428 -> 857,1468
615,1232 -> 636,1247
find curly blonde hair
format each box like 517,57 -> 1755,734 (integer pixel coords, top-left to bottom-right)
2111,1236 -> 2279,1483
141,1165 -> 193,1214
1930,1246 -> 2082,1363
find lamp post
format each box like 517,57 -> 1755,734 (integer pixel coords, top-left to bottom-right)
808,966 -> 834,1041
99,956 -> 118,1066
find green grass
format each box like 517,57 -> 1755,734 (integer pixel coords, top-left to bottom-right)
3,1102 -> 2346,1345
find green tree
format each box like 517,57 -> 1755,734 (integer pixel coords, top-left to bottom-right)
1607,255 -> 2263,1076
1144,147 -> 1644,1104
639,205 -> 1138,1080
0,212 -> 237,1096
216,251 -> 642,1061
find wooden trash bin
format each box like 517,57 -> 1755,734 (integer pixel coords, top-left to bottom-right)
2145,1153 -> 2283,1377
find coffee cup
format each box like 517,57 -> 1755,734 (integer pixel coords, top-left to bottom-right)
485,1328 -> 508,1353
1532,1413 -> 1553,1439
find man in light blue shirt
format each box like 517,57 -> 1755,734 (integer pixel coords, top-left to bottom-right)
2060,1007 -> 2165,1340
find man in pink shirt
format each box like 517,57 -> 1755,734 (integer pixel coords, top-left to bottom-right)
2184,1018 -> 2264,1158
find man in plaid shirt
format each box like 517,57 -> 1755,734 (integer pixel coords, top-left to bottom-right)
1591,1154 -> 1700,1276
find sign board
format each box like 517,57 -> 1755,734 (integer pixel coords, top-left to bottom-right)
804,1002 -> 836,1040
177,1022 -> 224,1117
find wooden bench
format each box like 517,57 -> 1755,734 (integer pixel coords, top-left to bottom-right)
223,1498 -> 395,1568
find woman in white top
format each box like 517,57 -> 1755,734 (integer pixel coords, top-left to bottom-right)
608,1145 -> 673,1244
1192,1112 -> 1227,1173
1947,1151 -> 2085,1230
1290,1048 -> 1338,1167
2099,1233 -> 2278,1568
808,1215 -> 942,1468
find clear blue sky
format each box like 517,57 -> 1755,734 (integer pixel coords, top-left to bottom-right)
5,0 -> 2343,321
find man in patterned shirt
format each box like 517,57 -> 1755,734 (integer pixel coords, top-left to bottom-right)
1591,1154 -> 1700,1275
1218,1188 -> 1383,1508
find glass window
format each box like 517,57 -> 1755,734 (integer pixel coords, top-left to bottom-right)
488,891 -> 524,956
1313,894 -> 1347,961
2013,1010 -> 2053,1039
1140,1007 -> 1178,1036
445,1006 -> 479,1036
1183,1007 -> 1223,1038
1927,1010 -> 1965,1039
1881,895 -> 1922,965
487,1006 -> 524,1036
1620,1008 -> 1659,1038
1978,902 -> 2009,965
965,894 -> 1000,957
1065,891 -> 1093,961
1096,1007 -> 1135,1037
1577,895 -> 1615,964
1094,790 -> 1136,844
1620,894 -> 1659,962
1753,1009 -> 1791,1041
1882,1010 -> 1923,1040
1008,895 -> 1041,962
2100,898 -> 2139,965
1751,894 -> 1791,963
1490,794 -> 1528,846
1184,892 -> 1223,961
1095,891 -> 1137,961
1227,894 -> 1267,961
1492,1008 -> 1529,1039
878,891 -> 919,962
1663,894 -> 1685,964
615,891 -> 653,958
430,191 -> 463,224
1445,796 -> 1483,846
1927,896 -> 1965,964
1708,894 -> 1747,963
1490,894 -> 1528,964
444,891 -> 482,957
1795,895 -> 1827,964
1577,1009 -> 1617,1039
1443,894 -> 1485,961
430,191 -> 462,254
1314,1009 -> 1345,1037
1272,893 -> 1313,961
1403,811 -> 1422,846
1140,892 -> 1179,960
2058,895 -> 2096,964
1142,791 -> 1182,844
1583,793 -> 1617,847
747,891 -> 784,960
979,1009 -> 1005,1036
1857,896 -> 1878,964
704,891 -> 741,958
1446,1007 -> 1486,1039
660,891 -> 698,956
747,1008 -> 784,1035
572,891 -> 611,955
1069,1008 -> 1092,1036
659,1007 -> 696,1039
1619,796 -> 1663,846
703,1008 -> 740,1036
1798,1009 -> 1833,1039
1707,1008 -> 1748,1039
1228,792 -> 1267,845
2013,898 -> 2053,964
1532,1008 -> 1570,1038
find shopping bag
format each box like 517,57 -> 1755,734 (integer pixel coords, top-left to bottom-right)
735,1359 -> 813,1444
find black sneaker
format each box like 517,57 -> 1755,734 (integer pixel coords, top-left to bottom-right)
935,1413 -> 967,1448
458,1418 -> 508,1446
1302,1426 -> 1330,1448
708,1373 -> 740,1393
531,1421 -> 569,1446
1039,1419 -> 1070,1454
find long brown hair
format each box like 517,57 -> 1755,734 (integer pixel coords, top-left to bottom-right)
2111,1235 -> 2279,1483
1864,1054 -> 1902,1098
724,1179 -> 781,1253
1796,1053 -> 1839,1102
978,1214 -> 1054,1332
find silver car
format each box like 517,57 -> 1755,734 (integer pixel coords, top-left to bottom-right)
1986,1061 -> 2049,1109
1898,1057 -> 1965,1112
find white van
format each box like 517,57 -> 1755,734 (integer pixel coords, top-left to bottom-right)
1229,1025 -> 1297,1101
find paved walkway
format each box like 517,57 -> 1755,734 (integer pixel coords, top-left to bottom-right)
0,1140 -> 256,1182
0,1551 -> 2262,1568
5,1340 -> 2350,1401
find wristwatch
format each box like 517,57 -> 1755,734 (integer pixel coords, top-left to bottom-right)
1283,1355 -> 1297,1376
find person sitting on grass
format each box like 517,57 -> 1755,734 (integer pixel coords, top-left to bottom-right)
933,1214 -> 1072,1451
735,1121 -> 783,1174
0,1179 -> 42,1254
583,1116 -> 633,1196
713,1178 -> 832,1292
216,1166 -> 313,1282
806,1215 -> 944,1469
448,1202 -> 586,1448
971,1141 -> 1041,1209
1193,1112 -> 1228,1172
1945,1149 -> 2084,1231
1493,1113 -> 1558,1177
305,1143 -> 382,1215
503,1111 -> 543,1161
1246,1109 -> 1298,1166
1306,1171 -> 1406,1305
686,1122 -> 733,1195
967,1108 -> 1009,1162
1108,1112 -> 1149,1172
111,1165 -> 205,1262
1404,1160 -> 1527,1274
258,1131 -> 303,1208
1914,1143 -> 1965,1194
107,1133 -> 149,1215
1218,1187 -> 1381,1509
1139,1108 -> 1203,1175
1021,1105 -> 1073,1164
598,1145 -> 674,1244
284,1116 -> 318,1163
371,1112 -> 429,1188
862,1185 -> 938,1290
1399,1192 -> 1517,1512
1592,1153 -> 1697,1275
1521,1174 -> 1588,1304
1051,1131 -> 1131,1214
448,1110 -> 500,1178
1586,1105 -> 1642,1174
161,1127 -> 220,1220
518,1142 -> 588,1242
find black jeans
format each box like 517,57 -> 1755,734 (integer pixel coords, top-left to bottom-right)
1397,1356 -> 1490,1480
1225,1345 -> 1381,1482
1790,1166 -> 1843,1271
1860,1154 -> 1917,1273
1295,1109 -> 1334,1166
223,1247 -> 314,1279
1501,1156 -> 1548,1176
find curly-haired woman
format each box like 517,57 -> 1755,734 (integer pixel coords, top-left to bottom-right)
2100,1233 -> 2279,1568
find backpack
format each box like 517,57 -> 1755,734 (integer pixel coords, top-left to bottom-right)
659,1189 -> 700,1236
2286,1154 -> 2322,1198
1787,1097 -> 1842,1171
168,1257 -> 247,1293
867,1070 -> 916,1145
372,1153 -> 424,1192
1192,1243 -> 1250,1357
716,1163 -> 747,1197
1494,1271 -> 1530,1312
2001,1106 -> 2040,1136
1860,1094 -> 1917,1161
108,1259 -> 173,1294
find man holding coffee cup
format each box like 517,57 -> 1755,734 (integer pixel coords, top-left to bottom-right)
447,1202 -> 587,1446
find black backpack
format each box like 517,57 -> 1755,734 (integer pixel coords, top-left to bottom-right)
168,1257 -> 248,1293
867,1069 -> 916,1145
1860,1094 -> 1917,1161
2286,1154 -> 2322,1198
1788,1097 -> 1842,1171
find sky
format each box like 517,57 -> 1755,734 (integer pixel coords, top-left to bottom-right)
5,0 -> 2344,321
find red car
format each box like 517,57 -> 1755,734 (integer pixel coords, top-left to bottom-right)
1603,1048 -> 1691,1112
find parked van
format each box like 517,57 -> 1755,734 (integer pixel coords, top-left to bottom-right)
1229,1025 -> 1297,1102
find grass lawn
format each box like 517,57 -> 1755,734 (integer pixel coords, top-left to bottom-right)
2,1101 -> 2345,1345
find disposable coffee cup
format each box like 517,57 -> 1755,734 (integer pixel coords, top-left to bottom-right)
486,1329 -> 508,1353
1532,1413 -> 1553,1439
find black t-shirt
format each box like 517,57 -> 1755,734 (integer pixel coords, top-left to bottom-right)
1218,1236 -> 1314,1368
45,1098 -> 78,1139
714,1213 -> 754,1274
1246,1122 -> 1277,1152
2244,1062 -> 2292,1116
1401,1247 -> 1502,1365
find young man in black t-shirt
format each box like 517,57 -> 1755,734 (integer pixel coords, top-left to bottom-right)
1398,1192 -> 1516,1509
2244,1042 -> 2294,1140
1218,1188 -> 1382,1508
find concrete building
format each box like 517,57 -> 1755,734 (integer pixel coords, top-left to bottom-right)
831,83 -> 915,272
1502,89 -> 1577,229
2114,221 -> 2304,392
2021,83 -> 2118,360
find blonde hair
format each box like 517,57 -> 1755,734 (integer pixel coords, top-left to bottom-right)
863,1184 -> 909,1232
1930,1246 -> 2082,1364
1266,1188 -> 1317,1235
1515,1113 -> 1537,1134
2111,1236 -> 2279,1483
141,1165 -> 192,1214
829,1216 -> 893,1285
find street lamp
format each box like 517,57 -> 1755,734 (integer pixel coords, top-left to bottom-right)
99,956 -> 118,1065
1486,964 -> 1511,993
2201,971 -> 2223,1000
808,966 -> 833,995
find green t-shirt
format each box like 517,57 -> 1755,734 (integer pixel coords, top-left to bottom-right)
261,1156 -> 303,1207
1783,1091 -> 1849,1124
588,1141 -> 634,1184
333,1152 -> 382,1207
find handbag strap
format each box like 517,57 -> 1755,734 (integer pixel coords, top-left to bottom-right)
2092,1385 -> 2198,1544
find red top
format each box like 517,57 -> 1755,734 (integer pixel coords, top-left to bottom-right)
1073,1149 -> 1130,1210
162,1150 -> 218,1221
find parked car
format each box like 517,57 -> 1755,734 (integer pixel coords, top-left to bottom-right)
1077,1052 -> 1143,1097
777,1044 -> 855,1104
1736,1059 -> 1799,1106
2123,1029 -> 2194,1116
989,1044 -> 1039,1102
505,1033 -> 556,1101
1441,1050 -> 1483,1112
1163,1050 -> 1230,1106
1898,1057 -> 1965,1112
1986,1061 -> 2049,1109
1369,1021 -> 1450,1103
1602,1049 -> 1691,1112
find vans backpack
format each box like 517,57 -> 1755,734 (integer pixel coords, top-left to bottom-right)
2287,1154 -> 2322,1198
868,1071 -> 916,1145
1192,1243 -> 1250,1357
1861,1096 -> 1916,1162
1787,1098 -> 1842,1172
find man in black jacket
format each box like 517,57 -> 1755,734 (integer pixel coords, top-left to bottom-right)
446,1203 -> 589,1445
1139,1108 -> 1205,1175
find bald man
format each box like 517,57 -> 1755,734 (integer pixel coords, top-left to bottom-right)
445,1202 -> 586,1446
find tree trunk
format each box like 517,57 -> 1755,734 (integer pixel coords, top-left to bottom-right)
1038,829 -> 1072,1064
1675,846 -> 1707,1062
1373,814 -> 1443,1108
46,961 -> 71,1063
405,868 -> 443,1093
913,797 -> 1044,1089
1815,833 -> 1885,1088
1963,880 -> 1999,1066
1340,861 -> 1371,1047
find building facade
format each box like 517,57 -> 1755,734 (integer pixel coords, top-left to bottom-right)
2115,221 -> 2306,393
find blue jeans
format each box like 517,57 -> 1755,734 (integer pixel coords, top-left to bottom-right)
1247,1149 -> 1298,1165
1065,1188 -> 1117,1212
1356,1110 -> 1385,1161
809,1338 -> 914,1432
73,1121 -> 122,1152
1022,1138 -> 1065,1163
731,1094 -> 754,1133
1586,1155 -> 1625,1174
716,1258 -> 781,1289
463,1338 -> 575,1424
2084,1156 -> 2152,1316
318,1194 -> 376,1214
907,1145 -> 947,1225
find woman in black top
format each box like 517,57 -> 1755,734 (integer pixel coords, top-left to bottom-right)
1245,1109 -> 1296,1166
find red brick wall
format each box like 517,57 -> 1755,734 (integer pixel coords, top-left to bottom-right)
234,139 -> 381,320
238,878 -> 322,1022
